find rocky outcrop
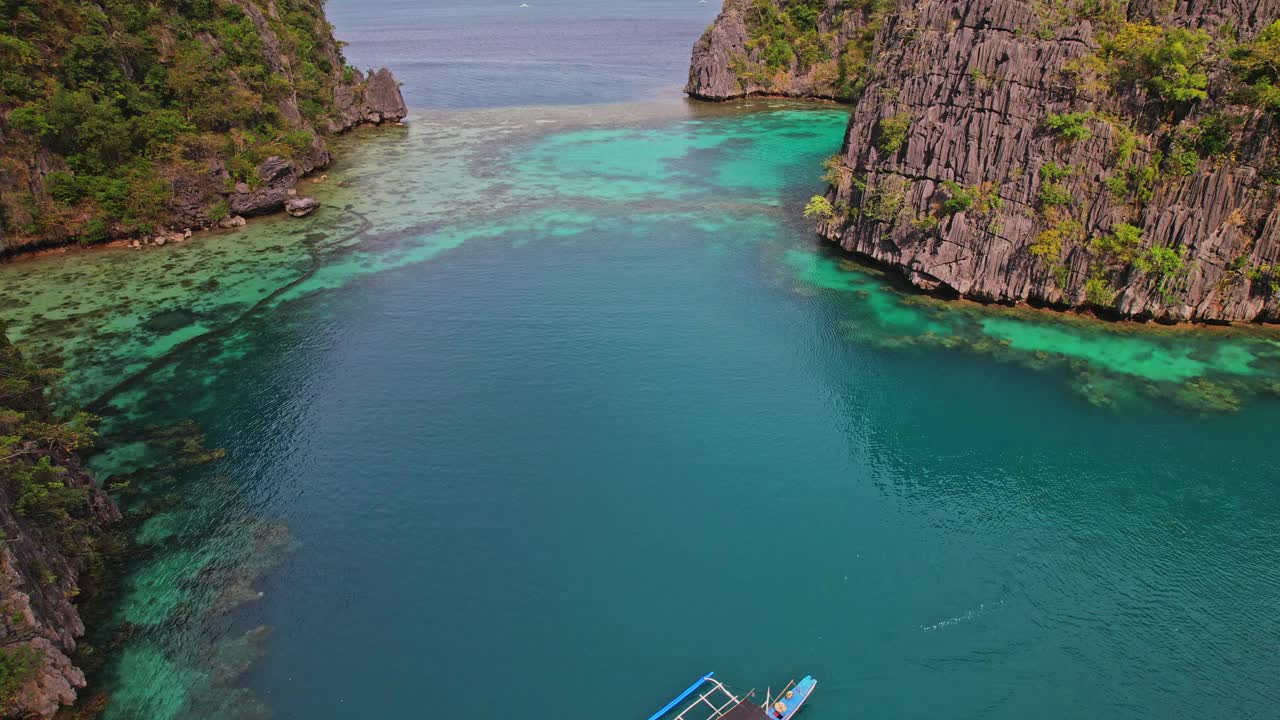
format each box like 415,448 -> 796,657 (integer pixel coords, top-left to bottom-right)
159,9 -> 407,230
687,4 -> 757,99
687,0 -> 865,100
170,64 -> 404,226
0,457 -> 118,719
691,0 -> 1280,323
331,68 -> 410,131
0,0 -> 408,256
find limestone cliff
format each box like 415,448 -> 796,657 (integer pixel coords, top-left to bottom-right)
687,0 -> 873,100
0,333 -> 120,718
691,0 -> 1280,323
0,0 -> 407,255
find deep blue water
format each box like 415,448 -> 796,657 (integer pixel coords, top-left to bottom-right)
327,0 -> 719,108
234,228 -> 1280,719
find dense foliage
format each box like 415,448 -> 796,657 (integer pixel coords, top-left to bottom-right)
875,113 -> 912,154
0,331 -> 101,552
732,0 -> 893,97
1102,22 -> 1211,106
743,0 -> 831,72
1232,20 -> 1280,111
0,0 -> 354,246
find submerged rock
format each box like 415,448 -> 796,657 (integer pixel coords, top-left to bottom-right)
285,197 -> 320,217
143,308 -> 198,333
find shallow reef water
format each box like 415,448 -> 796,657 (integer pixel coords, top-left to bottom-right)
2,100 -> 1280,718
7,102 -> 1279,415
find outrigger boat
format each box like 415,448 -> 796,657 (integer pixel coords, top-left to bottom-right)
648,673 -> 816,720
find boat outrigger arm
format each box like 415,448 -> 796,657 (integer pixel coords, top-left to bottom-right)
647,674 -> 722,720
648,673 -> 816,720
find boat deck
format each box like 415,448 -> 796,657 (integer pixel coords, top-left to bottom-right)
650,673 -> 815,720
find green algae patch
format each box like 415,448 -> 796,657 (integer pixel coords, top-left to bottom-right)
116,549 -> 210,626
782,249 -> 953,336
783,247 -> 1280,411
713,111 -> 851,199
510,109 -> 849,205
134,513 -> 186,546
979,317 -> 1259,382
106,648 -> 207,720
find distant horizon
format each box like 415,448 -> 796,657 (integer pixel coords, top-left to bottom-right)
327,0 -> 720,108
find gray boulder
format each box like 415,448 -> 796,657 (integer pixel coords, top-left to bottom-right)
285,197 -> 320,217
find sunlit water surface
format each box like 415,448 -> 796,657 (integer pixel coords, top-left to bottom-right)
3,99 -> 1280,719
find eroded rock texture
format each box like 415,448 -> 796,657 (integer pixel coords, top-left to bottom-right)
691,0 -> 1280,322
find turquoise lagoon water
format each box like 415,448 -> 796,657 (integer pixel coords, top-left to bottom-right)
4,101 -> 1280,718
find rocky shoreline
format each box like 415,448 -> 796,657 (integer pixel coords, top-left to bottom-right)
0,0 -> 409,259
1,68 -> 406,262
213,68 -> 408,225
688,0 -> 1280,324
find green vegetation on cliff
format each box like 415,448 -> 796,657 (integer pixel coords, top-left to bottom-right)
0,328 -> 113,567
743,0 -> 831,72
1232,20 -> 1280,112
729,0 -> 892,97
0,0 -> 357,248
0,326 -> 122,709
0,645 -> 39,707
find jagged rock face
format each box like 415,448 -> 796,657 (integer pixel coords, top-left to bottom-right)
687,0 -> 860,100
0,334 -> 120,718
692,0 -> 1280,323
686,2 -> 756,99
332,68 -> 410,131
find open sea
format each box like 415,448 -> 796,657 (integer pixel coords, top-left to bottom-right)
2,1 -> 1279,718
